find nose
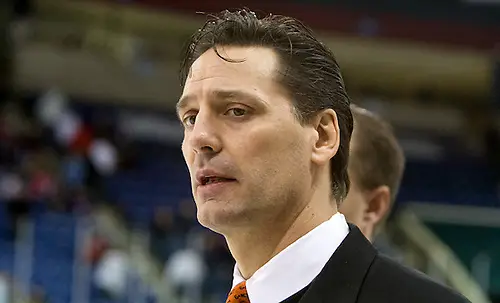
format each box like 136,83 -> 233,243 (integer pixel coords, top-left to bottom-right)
187,112 -> 222,155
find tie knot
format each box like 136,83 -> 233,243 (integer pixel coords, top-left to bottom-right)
226,281 -> 250,303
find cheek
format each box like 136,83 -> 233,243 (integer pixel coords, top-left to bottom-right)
241,124 -> 310,180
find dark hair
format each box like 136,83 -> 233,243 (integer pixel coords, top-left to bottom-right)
349,104 -> 405,203
180,8 -> 353,203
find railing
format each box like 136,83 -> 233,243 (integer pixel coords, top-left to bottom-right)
12,218 -> 35,303
71,216 -> 93,303
392,209 -> 491,303
93,205 -> 179,303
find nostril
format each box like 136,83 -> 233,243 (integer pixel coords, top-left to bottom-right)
200,145 -> 215,152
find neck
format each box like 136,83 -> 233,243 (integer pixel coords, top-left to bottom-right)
226,188 -> 337,279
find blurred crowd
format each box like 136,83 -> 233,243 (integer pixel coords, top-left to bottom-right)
0,88 -> 132,302
0,89 -> 120,238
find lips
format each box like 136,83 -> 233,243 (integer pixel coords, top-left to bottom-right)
195,169 -> 237,199
195,169 -> 236,187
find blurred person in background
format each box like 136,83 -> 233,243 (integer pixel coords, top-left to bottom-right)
59,150 -> 88,206
1,168 -> 29,239
93,244 -> 130,300
88,118 -> 118,179
178,8 -> 469,303
0,101 -> 43,237
85,232 -> 109,266
23,147 -> 58,203
85,112 -> 122,205
340,104 -> 405,261
149,205 -> 176,262
164,230 -> 206,303
175,198 -> 198,235
201,232 -> 233,302
52,107 -> 84,151
87,136 -> 117,198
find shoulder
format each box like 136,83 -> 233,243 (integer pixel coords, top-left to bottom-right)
358,254 -> 471,303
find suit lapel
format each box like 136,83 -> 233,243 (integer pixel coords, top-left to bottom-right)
298,224 -> 377,303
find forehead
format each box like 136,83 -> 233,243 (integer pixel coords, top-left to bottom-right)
183,46 -> 279,94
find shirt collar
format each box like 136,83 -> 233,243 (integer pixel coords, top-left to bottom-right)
232,212 -> 349,303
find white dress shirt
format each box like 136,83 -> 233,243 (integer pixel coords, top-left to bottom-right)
232,213 -> 349,303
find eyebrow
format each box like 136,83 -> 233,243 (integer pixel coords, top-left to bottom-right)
176,89 -> 265,116
176,95 -> 193,117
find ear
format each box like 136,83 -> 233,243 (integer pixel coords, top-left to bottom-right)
311,109 -> 340,166
363,185 -> 391,228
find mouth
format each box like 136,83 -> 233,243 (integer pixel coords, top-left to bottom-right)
200,176 -> 236,186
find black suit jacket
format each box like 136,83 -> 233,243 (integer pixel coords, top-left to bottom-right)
282,225 -> 471,303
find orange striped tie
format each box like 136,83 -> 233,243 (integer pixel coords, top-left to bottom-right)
226,281 -> 250,303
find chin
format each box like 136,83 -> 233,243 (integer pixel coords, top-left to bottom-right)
196,202 -> 248,234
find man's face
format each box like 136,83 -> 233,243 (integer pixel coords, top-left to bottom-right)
178,46 -> 316,233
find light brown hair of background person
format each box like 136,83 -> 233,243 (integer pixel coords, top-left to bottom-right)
340,104 -> 405,241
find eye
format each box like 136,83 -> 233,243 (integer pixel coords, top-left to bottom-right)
226,108 -> 247,117
182,114 -> 197,127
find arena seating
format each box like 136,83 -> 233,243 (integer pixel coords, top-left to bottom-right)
104,142 -> 192,227
0,204 -> 154,303
400,160 -> 498,207
0,205 -> 76,303
32,212 -> 76,303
